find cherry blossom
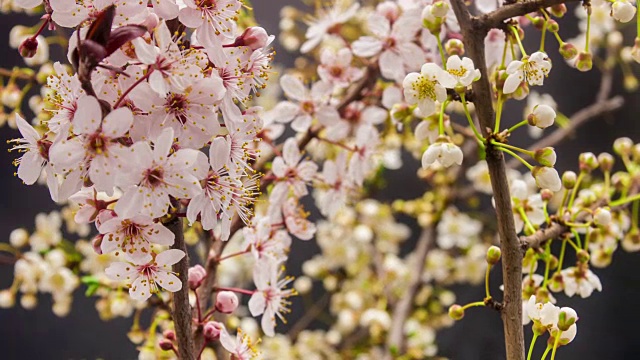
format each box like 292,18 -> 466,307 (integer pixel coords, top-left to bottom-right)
49,95 -> 133,196
403,63 -> 447,116
178,0 -> 241,49
422,137 -> 464,168
270,138 -> 318,208
115,128 -> 208,219
99,213 -> 174,263
438,55 -> 481,88
301,2 -> 360,53
316,152 -> 351,218
352,12 -> 424,82
242,217 -> 291,262
105,249 -> 185,301
219,328 -> 258,360
560,266 -> 603,298
272,75 -> 339,133
503,52 -> 552,94
248,256 -> 296,337
317,48 -> 364,88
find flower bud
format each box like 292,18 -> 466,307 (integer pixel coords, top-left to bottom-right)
448,304 -> 464,320
486,245 -> 502,265
597,152 -> 614,172
579,152 -> 599,172
188,264 -> 206,290
559,42 -> 578,60
575,52 -> 593,72
163,329 -> 176,341
576,249 -> 590,263
613,137 -> 633,155
532,166 -> 562,192
541,189 -> 554,201
1,84 -> 21,108
557,307 -> 578,331
294,276 -> 312,294
593,207 -> 612,227
376,1 -> 400,22
159,339 -> 174,351
534,147 -> 557,167
0,290 -> 15,308
550,4 -> 567,17
92,234 -> 104,255
612,171 -> 631,190
391,103 -> 411,121
549,272 -> 564,292
431,1 -> 450,17
445,38 -> 464,56
546,19 -> 559,33
203,321 -> 224,342
236,27 -> 270,50
531,16 -> 545,30
9,228 -> 29,248
421,6 -> 444,33
623,228 -> 640,252
562,171 -> 577,189
19,37 -> 38,58
612,0 -> 637,23
528,104 -> 556,129
215,291 -> 239,314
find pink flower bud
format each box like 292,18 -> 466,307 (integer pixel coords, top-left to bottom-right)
188,264 -> 206,290
203,321 -> 224,342
92,234 -> 104,255
19,37 -> 38,58
237,27 -> 269,50
159,339 -> 174,351
215,291 -> 239,314
162,329 -> 176,341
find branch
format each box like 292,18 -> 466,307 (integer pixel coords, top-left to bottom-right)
450,0 -> 525,358
167,216 -> 196,360
480,0 -> 580,31
385,227 -> 435,355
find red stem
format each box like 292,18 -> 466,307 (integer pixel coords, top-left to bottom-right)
113,68 -> 153,109
214,286 -> 255,296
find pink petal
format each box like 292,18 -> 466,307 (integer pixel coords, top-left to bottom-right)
155,249 -> 185,267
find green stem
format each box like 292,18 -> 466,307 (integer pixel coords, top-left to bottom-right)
567,171 -> 586,209
436,34 -> 447,68
541,346 -> 552,360
632,200 -> 639,229
555,238 -> 567,274
460,92 -> 485,146
485,265 -> 492,299
585,10 -> 592,53
508,119 -> 529,133
438,99 -> 449,135
496,146 -> 534,170
542,242 -> 552,287
461,301 -> 486,310
518,207 -> 537,234
492,141 -> 535,156
511,26 -> 528,56
550,331 -> 562,360
528,333 -> 539,360
494,96 -> 505,133
611,192 -> 640,207
540,19 -> 547,52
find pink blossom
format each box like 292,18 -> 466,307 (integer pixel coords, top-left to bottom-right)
317,48 -> 364,88
219,328 -> 258,360
272,75 -> 339,133
352,12 -> 424,82
301,3 -> 360,53
248,256 -> 296,337
270,138 -> 318,208
281,198 -> 316,241
115,128 -> 208,219
178,0 -> 241,49
99,214 -> 175,263
242,217 -> 292,262
105,249 -> 185,301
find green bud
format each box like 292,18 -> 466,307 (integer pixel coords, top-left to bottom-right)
550,4 -> 567,17
534,147 -> 557,167
546,19 -> 559,33
577,249 -> 590,263
541,189 -> 554,201
557,308 -> 578,331
576,52 -> 593,72
531,16 -> 545,30
448,304 -> 465,320
562,171 -> 577,189
445,38 -> 464,56
486,245 -> 502,265
559,42 -> 578,60
597,153 -> 614,172
579,152 -> 599,172
624,75 -> 639,91
613,137 -> 633,155
612,171 -> 631,190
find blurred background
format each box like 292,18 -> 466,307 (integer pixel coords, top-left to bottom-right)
1,1 -> 639,359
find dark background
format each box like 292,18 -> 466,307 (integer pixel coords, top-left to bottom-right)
1,2 -> 639,359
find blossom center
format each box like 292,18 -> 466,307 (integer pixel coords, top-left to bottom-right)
166,93 -> 189,124
411,75 -> 437,101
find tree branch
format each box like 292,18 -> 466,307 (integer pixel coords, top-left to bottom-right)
167,216 -> 196,360
385,227 -> 435,355
449,0 -> 525,358
480,0 -> 580,30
